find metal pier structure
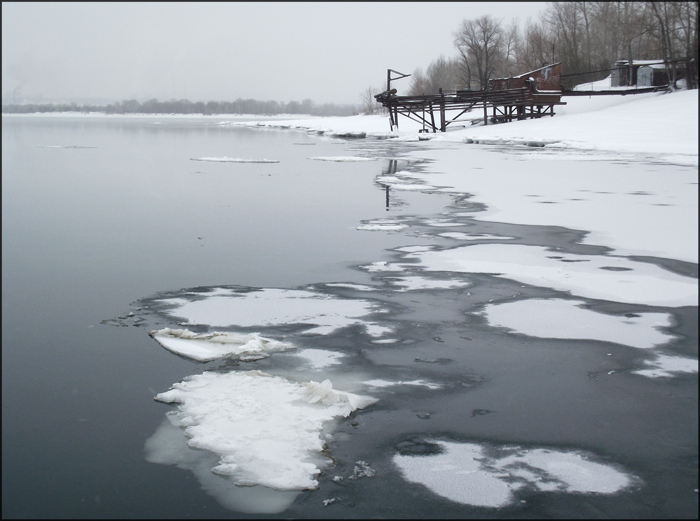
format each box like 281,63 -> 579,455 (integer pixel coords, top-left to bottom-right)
374,62 -> 671,132
375,64 -> 567,132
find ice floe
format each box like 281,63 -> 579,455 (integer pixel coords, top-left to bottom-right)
479,299 -> 675,349
356,219 -> 409,231
394,440 -> 636,508
157,287 -> 391,337
190,157 -> 280,163
149,328 -> 291,362
360,261 -> 406,273
632,354 -> 699,378
294,348 -> 345,369
387,276 -> 471,292
422,219 -> 464,227
406,244 -> 698,307
308,156 -> 377,161
438,232 -> 515,241
363,379 -> 442,390
323,282 -> 376,291
153,370 -> 377,493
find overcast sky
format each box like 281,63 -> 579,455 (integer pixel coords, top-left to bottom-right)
2,2 -> 547,106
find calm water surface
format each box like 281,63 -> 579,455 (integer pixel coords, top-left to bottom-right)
2,115 -> 697,518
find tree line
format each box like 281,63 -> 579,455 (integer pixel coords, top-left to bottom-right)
361,1 -> 697,113
2,97 -> 357,116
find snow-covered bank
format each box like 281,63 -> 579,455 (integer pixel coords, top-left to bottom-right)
229,89 -> 698,166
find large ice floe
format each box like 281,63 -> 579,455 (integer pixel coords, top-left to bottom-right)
146,371 -> 376,513
156,287 -> 392,337
394,440 -> 638,508
478,298 -> 675,349
403,244 -> 697,307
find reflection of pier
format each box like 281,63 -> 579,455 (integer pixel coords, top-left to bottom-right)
379,159 -> 398,211
375,64 -> 567,132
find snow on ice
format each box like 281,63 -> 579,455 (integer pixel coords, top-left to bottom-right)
149,328 -> 291,362
394,440 -> 637,508
479,298 -> 676,348
156,287 -> 392,337
151,371 -> 376,490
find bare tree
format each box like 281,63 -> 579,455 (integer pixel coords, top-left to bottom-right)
360,84 -> 387,115
514,17 -> 556,72
407,67 -> 431,95
454,15 -> 506,89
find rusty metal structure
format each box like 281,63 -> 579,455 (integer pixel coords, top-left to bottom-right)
374,64 -> 567,132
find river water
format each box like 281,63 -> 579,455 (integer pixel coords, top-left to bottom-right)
2,115 -> 697,518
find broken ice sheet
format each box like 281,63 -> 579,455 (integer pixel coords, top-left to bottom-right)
293,348 -> 345,370
147,370 -> 377,512
356,219 -> 409,232
156,287 -> 391,337
393,440 -> 637,508
406,243 -> 698,307
479,298 -> 676,349
632,354 -> 698,378
387,276 -> 471,292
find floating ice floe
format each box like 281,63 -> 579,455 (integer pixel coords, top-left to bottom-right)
294,348 -> 345,369
394,440 -> 637,508
386,183 -> 436,191
149,328 -> 291,362
406,244 -> 698,307
387,276 -> 471,292
356,219 -> 409,232
152,370 -> 377,493
479,299 -> 675,349
308,156 -> 377,162
422,219 -> 464,227
360,261 -> 406,273
632,354 -> 698,378
323,282 -> 376,291
363,379 -> 442,390
190,157 -> 280,163
157,287 -> 391,337
438,232 -> 515,241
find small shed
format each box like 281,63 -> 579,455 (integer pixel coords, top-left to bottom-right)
612,60 -> 672,87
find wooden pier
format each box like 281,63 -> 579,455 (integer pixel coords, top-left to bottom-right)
375,64 -> 567,132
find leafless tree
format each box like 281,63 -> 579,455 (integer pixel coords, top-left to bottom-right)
360,84 -> 387,115
407,67 -> 431,95
454,15 -> 507,89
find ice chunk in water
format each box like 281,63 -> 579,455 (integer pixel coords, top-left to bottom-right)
149,328 -> 291,362
152,370 -> 376,492
394,440 -> 636,508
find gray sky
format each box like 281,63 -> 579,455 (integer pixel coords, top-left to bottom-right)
2,2 -> 547,106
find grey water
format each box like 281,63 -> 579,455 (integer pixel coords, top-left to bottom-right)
2,115 -> 697,519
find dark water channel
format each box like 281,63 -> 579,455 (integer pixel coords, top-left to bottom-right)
2,115 -> 697,518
